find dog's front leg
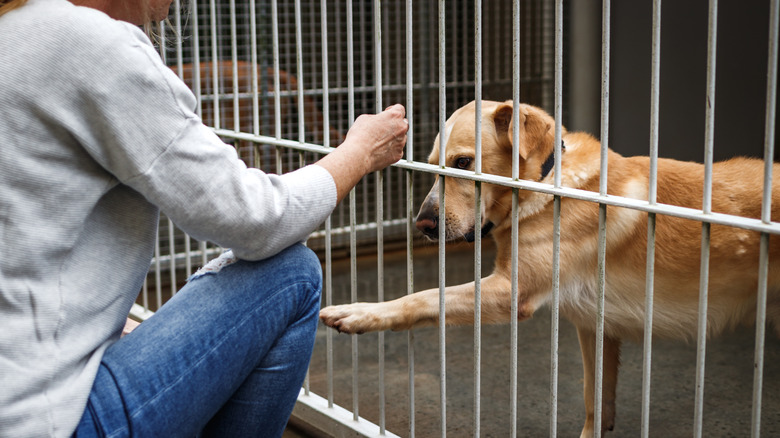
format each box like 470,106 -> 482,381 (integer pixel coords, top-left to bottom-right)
319,274 -> 512,334
577,326 -> 621,438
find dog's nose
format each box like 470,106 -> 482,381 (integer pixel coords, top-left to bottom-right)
416,216 -> 438,239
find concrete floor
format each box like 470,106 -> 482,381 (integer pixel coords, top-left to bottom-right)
300,242 -> 780,437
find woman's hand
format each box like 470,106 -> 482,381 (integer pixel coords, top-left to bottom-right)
344,104 -> 408,173
316,104 -> 408,203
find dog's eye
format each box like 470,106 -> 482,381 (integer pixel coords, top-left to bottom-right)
455,157 -> 472,169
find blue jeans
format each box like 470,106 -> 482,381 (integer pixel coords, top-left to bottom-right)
72,244 -> 322,438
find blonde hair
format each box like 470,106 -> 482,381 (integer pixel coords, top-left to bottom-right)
0,0 -> 174,45
0,0 -> 29,16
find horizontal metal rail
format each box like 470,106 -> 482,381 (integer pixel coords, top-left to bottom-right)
196,77 -> 540,102
215,128 -> 780,236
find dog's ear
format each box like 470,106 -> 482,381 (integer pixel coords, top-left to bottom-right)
493,103 -> 533,159
521,106 -> 554,159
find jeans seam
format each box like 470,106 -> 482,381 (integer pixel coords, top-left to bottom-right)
101,365 -> 132,438
124,278 -> 318,426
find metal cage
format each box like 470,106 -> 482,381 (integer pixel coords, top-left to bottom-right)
132,1 -> 780,437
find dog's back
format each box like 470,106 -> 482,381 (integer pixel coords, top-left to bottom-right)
558,135 -> 780,340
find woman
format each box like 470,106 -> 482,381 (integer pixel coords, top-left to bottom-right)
0,0 -> 408,436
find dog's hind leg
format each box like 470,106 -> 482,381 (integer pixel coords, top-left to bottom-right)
577,327 -> 621,438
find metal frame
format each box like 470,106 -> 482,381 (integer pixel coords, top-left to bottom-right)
131,1 -> 780,436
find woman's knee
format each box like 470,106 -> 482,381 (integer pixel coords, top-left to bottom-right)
279,244 -> 321,281
274,244 -> 322,293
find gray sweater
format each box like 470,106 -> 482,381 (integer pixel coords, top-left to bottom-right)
0,0 -> 337,436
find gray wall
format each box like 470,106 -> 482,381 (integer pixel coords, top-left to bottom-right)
568,0 -> 774,163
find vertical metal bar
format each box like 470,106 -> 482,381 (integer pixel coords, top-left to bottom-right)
437,177 -> 447,438
298,153 -> 309,396
510,2 -> 520,436
406,2 -> 416,435
473,1 -> 483,436
550,0 -> 564,434
325,213 -> 334,406
472,0 -> 483,401
229,0 -> 239,132
192,0 -> 207,272
199,241 -> 208,267
208,0 -> 220,130
753,1 -> 778,436
249,0 -> 260,136
406,166 -> 416,436
321,0 -> 331,149
271,0 -> 281,140
641,2 -> 661,437
173,0 -> 183,78
642,212 -> 657,438
594,1 -> 610,436
762,1 -> 779,228
184,237 -> 192,279
598,0 -> 610,198
701,0 -> 718,217
321,0 -> 335,410
294,0 -> 305,143
438,1 -> 447,436
190,0 -> 203,118
168,220 -> 176,296
159,22 -> 167,62
373,1 -> 386,433
693,223 -> 711,438
694,3 -> 717,437
172,0 -> 191,281
347,0 -> 355,125
346,0 -> 359,422
349,186 -> 359,422
142,277 -> 149,311
154,238 -> 162,310
753,231 -> 771,438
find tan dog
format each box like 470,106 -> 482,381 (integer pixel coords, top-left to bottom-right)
319,100 -> 780,437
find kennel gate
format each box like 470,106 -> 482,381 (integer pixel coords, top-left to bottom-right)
131,0 -> 780,436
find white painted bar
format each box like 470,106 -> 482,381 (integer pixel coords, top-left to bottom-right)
473,1 -> 483,437
641,1 -> 661,436
228,0 -> 239,132
551,0 -> 565,435
510,2 -> 521,436
319,0 -> 335,410
271,0 -> 281,139
438,1 -> 448,436
752,1 -> 779,436
594,0 -> 610,435
345,0 -> 359,423
208,0 -> 220,130
294,0 -> 304,143
405,2 -> 416,435
372,2 -> 386,433
248,0 -> 259,136
693,2 -> 718,436
291,389 -> 401,438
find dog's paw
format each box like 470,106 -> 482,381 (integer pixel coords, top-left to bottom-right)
319,303 -> 386,334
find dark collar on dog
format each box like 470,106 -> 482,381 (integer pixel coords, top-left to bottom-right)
464,221 -> 494,242
539,141 -> 566,181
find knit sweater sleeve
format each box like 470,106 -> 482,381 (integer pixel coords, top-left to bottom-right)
62,20 -> 337,260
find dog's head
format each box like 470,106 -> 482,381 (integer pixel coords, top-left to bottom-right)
415,101 -> 559,241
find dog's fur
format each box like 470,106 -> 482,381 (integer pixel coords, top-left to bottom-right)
319,100 -> 780,437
